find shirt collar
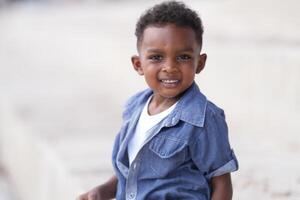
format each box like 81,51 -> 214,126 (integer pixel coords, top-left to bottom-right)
169,82 -> 207,127
124,82 -> 207,127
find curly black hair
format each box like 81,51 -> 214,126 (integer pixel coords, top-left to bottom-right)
135,1 -> 204,47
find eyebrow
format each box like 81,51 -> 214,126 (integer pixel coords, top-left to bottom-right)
179,47 -> 195,52
146,47 -> 195,53
146,48 -> 163,53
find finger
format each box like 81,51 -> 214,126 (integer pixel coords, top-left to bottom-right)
76,194 -> 87,200
87,193 -> 99,200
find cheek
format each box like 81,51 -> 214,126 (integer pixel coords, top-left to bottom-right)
181,64 -> 198,74
144,65 -> 160,75
181,67 -> 197,81
144,68 -> 159,81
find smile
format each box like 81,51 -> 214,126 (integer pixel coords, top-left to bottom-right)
160,79 -> 180,88
161,79 -> 179,84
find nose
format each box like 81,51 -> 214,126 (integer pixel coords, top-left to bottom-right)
162,58 -> 178,73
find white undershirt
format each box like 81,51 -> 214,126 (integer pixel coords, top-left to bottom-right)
127,96 -> 177,165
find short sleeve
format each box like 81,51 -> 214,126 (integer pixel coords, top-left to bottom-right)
112,132 -> 121,165
189,109 -> 238,180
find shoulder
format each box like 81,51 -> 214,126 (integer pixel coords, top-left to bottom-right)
190,100 -> 231,155
199,100 -> 228,140
187,99 -> 228,141
205,100 -> 226,120
122,88 -> 153,120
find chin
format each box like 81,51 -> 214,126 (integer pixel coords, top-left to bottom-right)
161,92 -> 181,99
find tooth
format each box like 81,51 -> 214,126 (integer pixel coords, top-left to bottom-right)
162,80 -> 178,83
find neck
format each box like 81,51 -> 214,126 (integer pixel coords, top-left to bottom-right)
148,94 -> 179,115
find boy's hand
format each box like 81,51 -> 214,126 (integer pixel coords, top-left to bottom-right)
76,185 -> 104,200
76,175 -> 117,200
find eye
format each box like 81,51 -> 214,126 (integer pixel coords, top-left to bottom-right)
148,55 -> 163,62
177,54 -> 192,61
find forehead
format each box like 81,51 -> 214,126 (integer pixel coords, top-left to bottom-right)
139,24 -> 200,52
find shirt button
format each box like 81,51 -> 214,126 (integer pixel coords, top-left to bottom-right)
171,117 -> 177,125
129,192 -> 135,199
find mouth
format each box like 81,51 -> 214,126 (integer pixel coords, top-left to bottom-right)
161,79 -> 179,84
160,79 -> 180,88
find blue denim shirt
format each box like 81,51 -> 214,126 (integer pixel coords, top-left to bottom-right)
112,82 -> 238,200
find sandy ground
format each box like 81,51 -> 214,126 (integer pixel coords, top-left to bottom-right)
0,0 -> 300,199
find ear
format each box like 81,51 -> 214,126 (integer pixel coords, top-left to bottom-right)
196,53 -> 207,74
131,55 -> 144,75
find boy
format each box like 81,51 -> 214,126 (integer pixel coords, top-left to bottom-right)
77,1 -> 238,200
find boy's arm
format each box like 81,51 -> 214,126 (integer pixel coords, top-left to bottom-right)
76,175 -> 117,200
210,173 -> 233,200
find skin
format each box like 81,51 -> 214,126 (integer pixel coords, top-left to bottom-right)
132,24 -> 206,115
76,24 -> 233,200
211,173 -> 233,200
76,175 -> 117,200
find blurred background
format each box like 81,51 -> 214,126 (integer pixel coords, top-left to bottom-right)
0,0 -> 299,199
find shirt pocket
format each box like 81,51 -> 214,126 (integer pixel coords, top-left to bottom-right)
140,135 -> 188,179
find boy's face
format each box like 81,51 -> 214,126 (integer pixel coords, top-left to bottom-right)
132,24 -> 206,102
